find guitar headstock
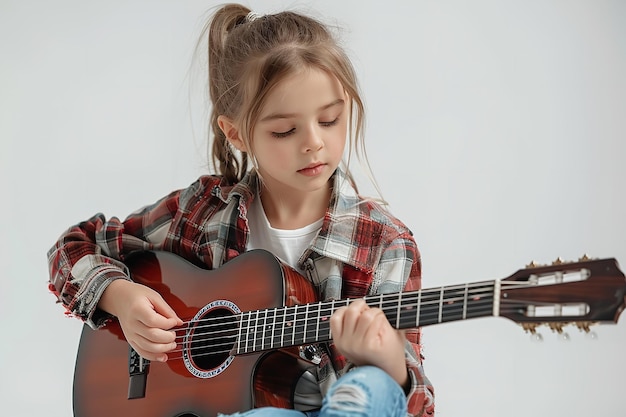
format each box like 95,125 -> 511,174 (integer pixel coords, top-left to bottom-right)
498,256 -> 626,336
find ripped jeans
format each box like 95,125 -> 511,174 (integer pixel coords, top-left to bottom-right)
217,366 -> 407,417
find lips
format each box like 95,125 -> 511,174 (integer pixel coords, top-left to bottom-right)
298,162 -> 326,176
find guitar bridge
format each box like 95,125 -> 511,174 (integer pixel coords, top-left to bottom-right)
128,346 -> 150,399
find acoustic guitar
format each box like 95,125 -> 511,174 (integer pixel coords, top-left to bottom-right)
72,250 -> 626,417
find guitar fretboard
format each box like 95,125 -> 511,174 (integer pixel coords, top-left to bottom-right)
235,281 -> 497,354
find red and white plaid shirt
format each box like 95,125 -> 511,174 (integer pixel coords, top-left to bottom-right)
48,168 -> 435,416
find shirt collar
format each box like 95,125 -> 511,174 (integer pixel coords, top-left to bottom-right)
216,167 -> 382,272
308,168 -> 383,273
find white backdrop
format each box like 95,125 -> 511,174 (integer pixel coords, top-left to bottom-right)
1,1 -> 625,416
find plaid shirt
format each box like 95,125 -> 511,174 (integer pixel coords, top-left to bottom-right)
48,168 -> 435,416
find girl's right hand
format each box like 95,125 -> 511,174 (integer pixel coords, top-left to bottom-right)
98,279 -> 183,362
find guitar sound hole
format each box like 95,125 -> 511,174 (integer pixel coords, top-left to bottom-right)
189,307 -> 237,371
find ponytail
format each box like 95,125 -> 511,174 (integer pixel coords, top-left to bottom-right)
207,4 -> 250,184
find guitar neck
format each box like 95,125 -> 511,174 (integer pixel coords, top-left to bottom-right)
235,280 -> 497,354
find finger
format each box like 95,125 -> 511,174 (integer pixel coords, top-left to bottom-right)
330,305 -> 348,338
136,297 -> 181,331
144,326 -> 178,345
149,294 -> 183,327
341,299 -> 370,335
347,298 -> 368,311
355,307 -> 386,337
131,333 -> 177,362
136,348 -> 168,363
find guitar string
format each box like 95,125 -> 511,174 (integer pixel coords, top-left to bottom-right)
168,282 -> 497,339
161,289 -> 560,361
171,281 -> 498,334
167,279 -> 541,335
162,299 -> 551,361
162,291 -> 498,357
155,279 -> 584,360
164,297 -> 498,360
163,282 -> 543,353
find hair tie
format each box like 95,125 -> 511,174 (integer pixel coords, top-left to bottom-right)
246,12 -> 261,22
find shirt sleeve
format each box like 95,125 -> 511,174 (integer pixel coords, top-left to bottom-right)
376,234 -> 436,417
46,188 -> 182,328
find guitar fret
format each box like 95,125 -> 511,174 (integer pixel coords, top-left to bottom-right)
395,292 -> 402,329
463,284 -> 468,320
318,301 -> 332,341
270,307 -> 277,349
252,310 -> 259,352
315,302 -> 321,341
328,300 -> 335,339
302,304 -> 312,343
240,311 -> 246,354
291,305 -> 298,346
285,305 -> 298,346
236,311 -> 244,355
245,311 -> 252,354
260,309 -> 268,351
303,304 -> 310,344
438,287 -> 444,323
416,290 -> 421,327
280,306 -> 286,348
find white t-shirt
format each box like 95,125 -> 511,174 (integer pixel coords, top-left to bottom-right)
246,195 -> 323,274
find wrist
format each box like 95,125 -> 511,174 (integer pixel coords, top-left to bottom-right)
98,278 -> 134,316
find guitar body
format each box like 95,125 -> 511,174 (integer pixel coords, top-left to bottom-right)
73,250 -> 318,417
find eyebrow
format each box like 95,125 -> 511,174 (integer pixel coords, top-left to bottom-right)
259,98 -> 345,122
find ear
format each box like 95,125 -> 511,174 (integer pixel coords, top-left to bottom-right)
217,115 -> 247,152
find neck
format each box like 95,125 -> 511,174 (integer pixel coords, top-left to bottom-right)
235,280 -> 498,355
259,182 -> 331,230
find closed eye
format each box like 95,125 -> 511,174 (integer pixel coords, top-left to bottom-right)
271,128 -> 295,139
270,117 -> 339,139
320,118 -> 339,127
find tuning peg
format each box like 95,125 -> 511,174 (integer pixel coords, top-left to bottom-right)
522,323 -> 544,342
526,261 -> 542,268
522,323 -> 540,334
576,321 -> 599,340
578,254 -> 592,261
551,257 -> 564,265
547,323 -> 571,341
548,323 -> 565,333
575,321 -> 593,332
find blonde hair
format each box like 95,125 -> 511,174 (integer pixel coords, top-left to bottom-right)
203,3 -> 372,188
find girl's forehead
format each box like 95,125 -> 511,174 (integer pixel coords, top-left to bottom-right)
259,69 -> 346,116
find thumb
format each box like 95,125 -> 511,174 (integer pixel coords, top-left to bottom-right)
148,292 -> 183,328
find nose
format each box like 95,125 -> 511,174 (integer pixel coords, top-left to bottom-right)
302,124 -> 324,153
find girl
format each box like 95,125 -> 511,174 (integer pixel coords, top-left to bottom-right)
47,4 -> 435,417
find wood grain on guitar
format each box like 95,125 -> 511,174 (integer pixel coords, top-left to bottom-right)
72,250 -> 626,417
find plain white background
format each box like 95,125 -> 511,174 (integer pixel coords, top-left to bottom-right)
1,0 -> 625,416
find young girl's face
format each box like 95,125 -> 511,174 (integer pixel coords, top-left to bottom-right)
251,67 -> 349,196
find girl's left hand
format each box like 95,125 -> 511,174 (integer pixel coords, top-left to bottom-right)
330,298 -> 408,388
